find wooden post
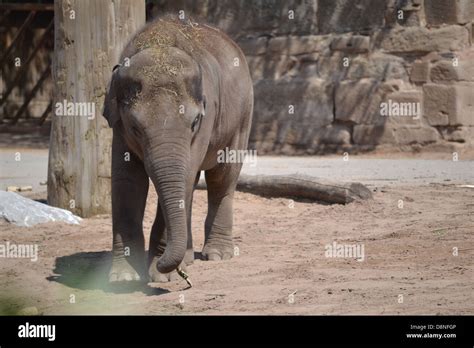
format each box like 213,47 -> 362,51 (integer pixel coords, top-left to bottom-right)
48,0 -> 145,217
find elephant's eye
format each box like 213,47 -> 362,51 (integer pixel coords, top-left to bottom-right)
191,114 -> 202,132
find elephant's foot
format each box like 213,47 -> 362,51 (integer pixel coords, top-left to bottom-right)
148,256 -> 188,283
109,257 -> 143,283
183,248 -> 195,265
202,242 -> 234,261
147,249 -> 193,283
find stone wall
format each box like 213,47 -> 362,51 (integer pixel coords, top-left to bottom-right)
150,0 -> 474,153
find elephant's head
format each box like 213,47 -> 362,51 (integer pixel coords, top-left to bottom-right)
103,47 -> 206,273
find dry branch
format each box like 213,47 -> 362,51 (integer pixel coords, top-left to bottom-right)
197,174 -> 372,204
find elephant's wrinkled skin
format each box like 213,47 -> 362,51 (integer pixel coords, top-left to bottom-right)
102,17 -> 253,283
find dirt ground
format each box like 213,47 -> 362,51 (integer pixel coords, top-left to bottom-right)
0,182 -> 473,315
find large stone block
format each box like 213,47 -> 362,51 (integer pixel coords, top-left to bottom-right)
237,36 -> 269,56
353,124 -> 397,145
410,61 -> 430,83
318,0 -> 387,34
316,52 -> 351,81
394,126 -> 440,145
430,52 -> 474,82
396,0 -> 425,27
246,55 -> 299,80
385,0 -> 425,28
423,83 -> 474,126
335,79 -> 396,124
425,0 -> 474,25
353,124 -> 440,145
347,53 -> 408,81
380,26 -> 470,53
440,126 -> 474,143
330,35 -> 370,53
382,90 -> 424,126
268,35 -> 330,55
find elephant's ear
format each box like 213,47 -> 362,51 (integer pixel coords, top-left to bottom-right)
103,71 -> 120,128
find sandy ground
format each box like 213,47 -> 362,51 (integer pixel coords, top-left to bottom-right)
0,182 -> 473,315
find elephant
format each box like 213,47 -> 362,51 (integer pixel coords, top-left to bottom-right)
102,16 -> 253,283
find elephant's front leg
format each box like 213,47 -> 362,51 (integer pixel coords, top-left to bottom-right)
202,164 -> 240,261
109,132 -> 149,283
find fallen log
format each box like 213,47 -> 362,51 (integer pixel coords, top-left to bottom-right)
197,174 -> 372,204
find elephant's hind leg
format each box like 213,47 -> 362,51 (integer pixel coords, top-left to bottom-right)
109,132 -> 149,283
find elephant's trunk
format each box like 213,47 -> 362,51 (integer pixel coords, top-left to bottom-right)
145,140 -> 188,274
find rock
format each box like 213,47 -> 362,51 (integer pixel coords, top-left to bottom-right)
410,61 -> 430,83
330,35 -> 370,53
424,83 -> 474,126
425,0 -> 474,25
380,26 -> 470,53
318,0 -> 387,34
0,191 -> 82,227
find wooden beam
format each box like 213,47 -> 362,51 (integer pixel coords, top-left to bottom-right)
0,9 -> 11,26
38,100 -> 53,126
0,11 -> 37,68
0,4 -> 54,12
10,61 -> 52,125
48,0 -> 146,217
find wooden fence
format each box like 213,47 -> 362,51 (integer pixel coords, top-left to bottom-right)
0,2 -> 53,131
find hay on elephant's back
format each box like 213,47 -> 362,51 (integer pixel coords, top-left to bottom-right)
135,19 -> 203,56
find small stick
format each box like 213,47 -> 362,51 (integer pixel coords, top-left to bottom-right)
177,267 -> 193,288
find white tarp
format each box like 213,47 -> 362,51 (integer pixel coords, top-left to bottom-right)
0,191 -> 81,227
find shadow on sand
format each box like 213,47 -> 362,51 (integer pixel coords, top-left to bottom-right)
46,251 -> 169,296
